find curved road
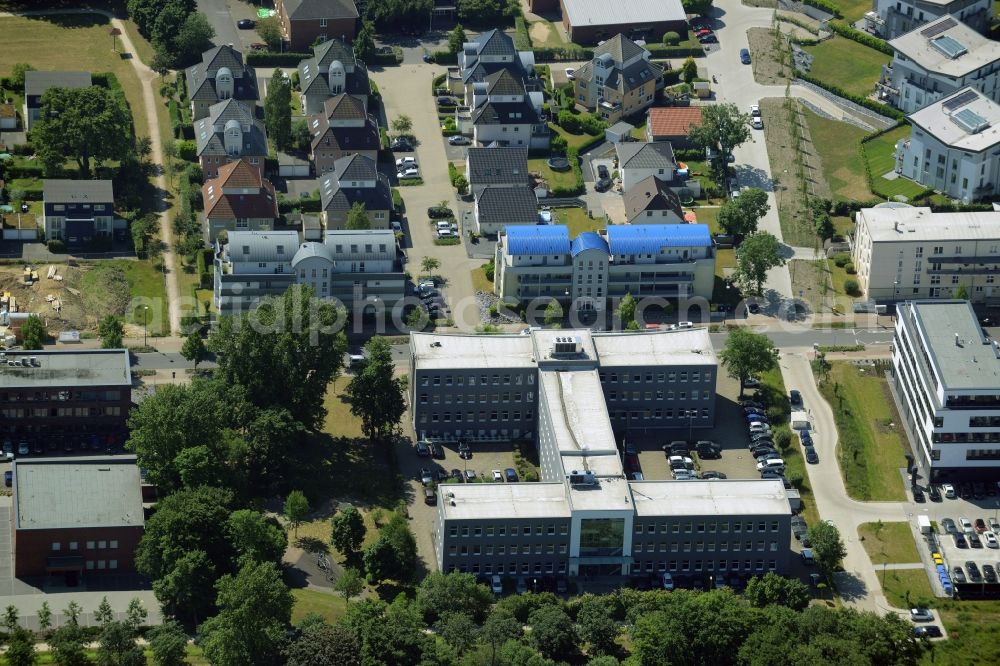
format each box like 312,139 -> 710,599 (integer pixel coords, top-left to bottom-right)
1,7 -> 183,335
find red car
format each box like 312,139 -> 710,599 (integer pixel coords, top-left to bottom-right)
975,518 -> 988,533
695,28 -> 713,37
249,42 -> 267,51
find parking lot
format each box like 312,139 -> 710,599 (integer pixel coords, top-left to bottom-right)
920,487 -> 1000,597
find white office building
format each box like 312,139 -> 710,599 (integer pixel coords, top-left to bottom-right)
880,15 -> 1000,113
852,205 -> 1000,303
868,0 -> 993,40
898,86 -> 1000,201
893,300 -> 1000,481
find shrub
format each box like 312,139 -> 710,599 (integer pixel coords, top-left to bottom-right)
844,262 -> 856,275
557,110 -> 582,134
550,133 -> 567,155
46,239 -> 66,253
833,254 -> 850,267
579,113 -> 606,136
663,31 -> 680,46
431,50 -> 457,65
176,140 -> 197,161
483,259 -> 495,282
514,16 -> 531,50
246,51 -> 312,67
844,278 -> 861,296
773,428 -> 791,451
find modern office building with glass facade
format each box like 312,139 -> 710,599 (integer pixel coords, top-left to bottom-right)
428,329 -> 793,582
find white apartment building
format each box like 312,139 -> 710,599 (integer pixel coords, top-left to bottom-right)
852,205 -> 1000,303
893,300 -> 1000,481
494,224 -> 715,312
898,87 -> 1000,201
880,15 -> 1000,113
869,0 -> 992,40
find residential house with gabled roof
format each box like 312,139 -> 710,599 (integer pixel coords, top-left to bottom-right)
573,34 -> 662,124
465,146 -> 529,197
298,38 -> 370,115
202,160 -> 278,242
457,28 -> 539,102
879,15 -> 1000,113
195,99 -> 268,180
42,179 -> 114,246
646,107 -> 702,148
23,71 -> 91,129
474,186 -> 539,236
276,0 -> 358,52
308,94 -> 379,175
319,154 -> 392,230
624,175 -> 685,224
213,230 -> 299,314
184,45 -> 258,121
616,141 -> 677,190
468,69 -> 548,149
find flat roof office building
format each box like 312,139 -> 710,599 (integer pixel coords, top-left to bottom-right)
422,329 -> 792,582
893,300 -> 1000,480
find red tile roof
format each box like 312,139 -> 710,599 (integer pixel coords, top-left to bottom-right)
648,107 -> 703,138
203,161 -> 278,220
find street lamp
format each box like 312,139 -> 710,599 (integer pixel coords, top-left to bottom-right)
141,305 -> 149,347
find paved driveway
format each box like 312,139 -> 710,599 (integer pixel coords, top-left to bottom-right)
196,0 -> 243,52
371,63 -> 487,329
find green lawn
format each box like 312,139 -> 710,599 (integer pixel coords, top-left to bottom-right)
688,206 -> 720,233
863,126 -> 929,199
802,36 -> 890,98
79,259 -> 169,336
527,19 -> 566,47
529,158 -> 577,191
471,265 -> 493,293
548,123 -> 601,151
815,362 -> 908,501
831,0 -> 879,22
803,110 -> 870,201
880,568 -> 935,609
857,522 -> 921,564
559,207 -> 604,237
291,587 -> 348,625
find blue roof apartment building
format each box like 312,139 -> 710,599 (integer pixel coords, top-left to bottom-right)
494,224 -> 715,312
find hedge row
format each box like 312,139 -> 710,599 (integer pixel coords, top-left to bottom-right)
514,16 -> 531,50
643,44 -> 705,59
531,46 -> 594,62
802,0 -> 841,17
3,162 -> 44,179
826,22 -> 893,56
368,51 -> 402,67
431,50 -> 458,65
246,51 -> 312,67
550,147 -> 584,197
795,72 -> 906,121
278,194 -> 321,214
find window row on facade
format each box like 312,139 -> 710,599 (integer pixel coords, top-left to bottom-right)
1,406 -> 123,419
417,410 -> 536,424
448,524 -> 569,538
418,391 -> 535,405
446,561 -> 567,575
634,520 -> 784,534
1,390 -> 123,403
447,543 -> 568,556
419,373 -> 535,387
51,539 -> 120,551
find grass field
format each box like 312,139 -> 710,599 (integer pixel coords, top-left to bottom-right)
803,110 -> 871,201
863,126 -> 929,200
831,0 -> 878,22
857,522 -> 921,564
880,567 -> 935,608
471,265 -> 493,293
802,36 -> 890,98
79,259 -> 170,336
559,207 -> 603,237
0,14 -> 157,146
291,587 -> 349,625
815,362 -> 908,501
528,19 -> 566,47
548,123 -> 601,151
529,158 -> 578,191
688,206 -> 720,232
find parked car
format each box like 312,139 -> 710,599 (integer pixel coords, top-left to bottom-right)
448,135 -> 471,145
942,483 -> 956,498
698,33 -> 718,44
743,377 -> 761,388
967,561 -> 983,582
491,469 -> 503,482
913,486 -> 925,502
983,563 -> 998,583
396,156 -> 418,168
961,517 -> 974,533
740,48 -> 751,64
423,487 -> 436,505
953,533 -> 968,548
695,28 -> 713,37
3,471 -> 10,487
910,608 -> 933,622
390,137 -> 414,151
696,441 -> 721,458
458,441 -> 471,459
451,469 -> 463,483
505,468 -> 518,482
744,407 -> 767,416
991,517 -> 1000,532
430,442 -> 445,459
913,626 -> 942,638
952,566 -> 967,583
565,67 -> 575,80
436,96 -> 454,106
249,42 -> 266,51
419,468 -> 434,486
464,469 -> 476,482
700,471 -> 727,480
422,53 -> 434,63
665,441 -> 690,455
804,447 -> 819,464
970,533 -> 983,548
929,484 -> 943,502
398,167 -> 420,179
751,116 -> 763,130
750,104 -> 761,117
237,18 -> 255,29
415,440 -> 430,456
594,177 -> 612,192
597,164 -> 610,180
975,518 -> 988,533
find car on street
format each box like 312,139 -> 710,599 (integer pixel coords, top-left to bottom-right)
491,469 -> 503,482
565,67 -> 575,80
910,608 -> 933,622
967,561 -> 982,582
740,48 -> 751,64
961,517 -> 974,533
237,19 -> 255,29
448,135 -> 471,145
952,566 -> 967,583
789,388 -> 801,405
751,116 -> 763,130
804,447 -> 819,464
397,167 -> 420,179
975,518 -> 988,533
505,468 -> 518,482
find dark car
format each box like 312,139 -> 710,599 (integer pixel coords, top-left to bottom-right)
436,468 -> 450,482
800,431 -> 813,445
804,447 -> 819,464
665,441 -> 690,455
740,399 -> 765,409
913,626 -> 942,638
751,446 -> 778,458
430,442 -> 445,459
249,42 -> 267,51
951,565 -> 966,583
597,164 -> 610,180
913,486 -> 926,502
464,469 -> 476,482
451,469 -> 463,483
696,441 -> 721,458
744,407 -> 766,416
967,561 -> 982,582
789,389 -> 802,406
740,48 -> 751,64
594,177 -> 612,192
428,205 -> 453,219
390,138 -> 414,151
237,18 -> 255,29
970,533 -> 983,548
3,471 -> 10,487
954,533 -> 968,548
701,471 -> 727,480
942,518 -> 957,533
983,564 -> 998,583
698,33 -> 718,44
422,53 -> 434,63
505,468 -> 518,483
436,96 -> 454,105
458,441 -> 471,459
423,487 -> 437,505
929,485 -> 943,502
419,468 -> 434,486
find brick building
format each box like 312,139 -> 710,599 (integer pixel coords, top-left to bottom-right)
0,349 -> 131,454
276,0 -> 358,52
12,457 -> 144,583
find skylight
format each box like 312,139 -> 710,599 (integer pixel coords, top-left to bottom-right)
951,107 -> 990,134
931,35 -> 967,59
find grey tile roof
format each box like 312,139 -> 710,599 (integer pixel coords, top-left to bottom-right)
472,100 -> 539,126
319,175 -> 392,213
616,141 -> 676,170
195,99 -> 268,157
24,71 -> 91,97
201,45 -> 246,73
185,60 -> 258,103
594,34 -> 646,63
624,175 -> 683,219
476,186 -> 538,228
485,69 -> 526,96
227,230 -> 300,263
334,153 -> 377,181
462,60 -> 528,85
466,147 -> 529,187
299,57 -> 370,100
283,0 -> 359,21
314,39 -> 357,68
322,93 -> 366,120
310,114 -> 379,151
43,179 -> 113,203
474,29 -> 517,58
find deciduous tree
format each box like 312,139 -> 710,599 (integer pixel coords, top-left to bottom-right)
256,17 -> 283,51
226,509 -> 288,568
457,0 -> 519,26
5,626 -> 37,666
544,299 -> 563,327
575,596 -> 618,656
264,69 -> 292,151
147,620 -> 189,666
808,522 -> 847,580
744,572 -> 811,611
391,114 -> 413,136
682,0 -> 714,16
687,103 -> 752,181
719,327 -> 778,397
98,315 -> 125,349
285,622 -> 361,666
354,20 -> 376,63
173,11 -> 215,66
284,490 -> 310,537
330,506 -> 366,557
732,231 -> 786,296
180,330 -> 206,368
334,567 -> 363,603
20,314 -> 45,350
615,293 -> 637,329
346,336 -> 406,441
415,572 -> 494,624
96,621 -> 145,666
527,605 -> 577,661
448,24 -> 467,54
95,597 -> 114,626
152,549 -> 217,626
421,256 -> 440,276
344,202 -> 371,230
718,187 -> 770,240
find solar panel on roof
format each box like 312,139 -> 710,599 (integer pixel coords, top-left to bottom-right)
943,89 -> 979,112
920,17 -> 956,38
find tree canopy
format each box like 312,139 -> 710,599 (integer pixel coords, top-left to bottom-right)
687,103 -> 752,181
98,315 -> 125,349
20,314 -> 46,350
808,522 -> 848,580
718,187 -> 770,239
733,231 -> 786,296
363,0 -> 432,31
719,327 -> 779,395
264,70 -> 292,151
344,202 -> 371,230
30,85 -> 133,178
456,0 -> 519,27
345,336 -> 406,441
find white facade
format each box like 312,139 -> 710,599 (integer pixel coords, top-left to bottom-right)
881,16 -> 1000,113
893,300 -> 1000,481
898,87 -> 1000,201
852,206 -> 1000,303
871,0 -> 992,39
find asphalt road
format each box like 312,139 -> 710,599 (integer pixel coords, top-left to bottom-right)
197,0 -> 242,50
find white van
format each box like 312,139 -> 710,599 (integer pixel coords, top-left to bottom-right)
348,354 -> 366,368
756,458 -> 785,472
